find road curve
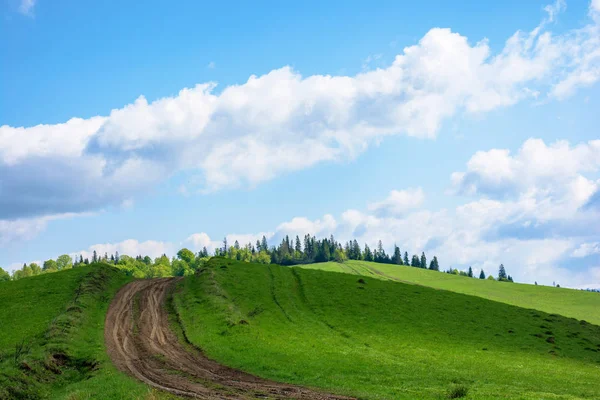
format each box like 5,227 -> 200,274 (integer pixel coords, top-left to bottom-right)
105,277 -> 353,399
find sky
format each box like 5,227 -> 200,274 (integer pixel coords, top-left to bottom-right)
1,0 -> 599,288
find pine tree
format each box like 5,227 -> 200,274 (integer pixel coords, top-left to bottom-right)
392,245 -> 402,265
498,264 -> 507,281
223,237 -> 228,253
429,256 -> 440,271
420,252 -> 427,269
403,252 -> 409,266
261,236 -> 269,253
364,244 -> 373,262
479,269 -> 486,279
411,254 -> 420,267
468,266 -> 473,278
92,250 -> 98,263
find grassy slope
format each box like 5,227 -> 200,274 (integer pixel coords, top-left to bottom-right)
0,265 -> 171,400
0,268 -> 86,350
296,260 -> 600,325
175,258 -> 600,400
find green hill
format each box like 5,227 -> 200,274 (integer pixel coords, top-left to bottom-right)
295,260 -> 600,325
0,265 -> 171,400
174,258 -> 600,400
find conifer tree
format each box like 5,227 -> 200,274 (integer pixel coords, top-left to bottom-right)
429,256 -> 440,271
479,269 -> 486,279
411,254 -> 420,267
468,266 -> 473,278
498,264 -> 507,281
392,245 -> 402,265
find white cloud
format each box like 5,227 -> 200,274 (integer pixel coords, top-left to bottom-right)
184,232 -> 214,250
74,239 -> 175,261
368,188 -> 425,217
572,242 -> 600,258
452,139 -> 600,222
18,0 -> 35,16
2,2 -> 600,246
0,212 -> 94,247
544,0 -> 566,23
0,4 -> 598,229
276,215 -> 337,239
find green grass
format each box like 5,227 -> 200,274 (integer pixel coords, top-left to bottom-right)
174,258 -> 600,400
0,268 -> 88,350
296,260 -> 600,325
0,264 -> 172,400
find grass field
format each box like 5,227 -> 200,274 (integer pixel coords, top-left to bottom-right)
0,264 -> 172,400
174,258 -> 600,400
295,260 -> 600,325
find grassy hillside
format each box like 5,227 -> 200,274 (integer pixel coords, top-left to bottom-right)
0,265 -> 171,400
295,260 -> 600,325
174,258 -> 600,400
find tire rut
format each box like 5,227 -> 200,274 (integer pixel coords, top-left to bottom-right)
105,278 -> 353,399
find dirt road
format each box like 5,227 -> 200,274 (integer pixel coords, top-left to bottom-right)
105,278 -> 353,399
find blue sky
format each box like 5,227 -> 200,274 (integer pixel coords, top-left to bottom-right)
1,0 -> 599,287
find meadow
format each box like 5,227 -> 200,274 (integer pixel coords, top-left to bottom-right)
296,260 -> 600,325
174,258 -> 600,400
0,264 -> 173,400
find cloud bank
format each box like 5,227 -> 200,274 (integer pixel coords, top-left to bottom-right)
1,1 -> 599,245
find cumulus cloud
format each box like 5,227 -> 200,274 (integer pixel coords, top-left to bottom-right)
1,2 -> 599,237
572,242 -> 600,258
451,139 -> 600,223
74,239 -> 175,261
368,188 -> 425,217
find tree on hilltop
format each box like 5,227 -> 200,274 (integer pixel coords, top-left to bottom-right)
498,264 -> 507,281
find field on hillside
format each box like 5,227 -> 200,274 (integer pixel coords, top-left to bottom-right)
296,260 -> 600,325
174,258 -> 600,400
0,265 -> 172,400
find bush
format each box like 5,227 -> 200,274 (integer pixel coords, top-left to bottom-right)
448,384 -> 469,399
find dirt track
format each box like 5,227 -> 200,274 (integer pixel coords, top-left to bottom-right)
105,278 -> 353,399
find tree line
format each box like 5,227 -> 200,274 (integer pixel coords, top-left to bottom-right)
0,234 -> 527,286
216,234 -> 442,270
445,263 -> 514,282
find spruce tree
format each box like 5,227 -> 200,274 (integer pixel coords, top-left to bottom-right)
498,264 -> 507,281
403,252 -> 409,266
261,236 -> 269,253
364,244 -> 373,262
420,252 -> 427,269
411,254 -> 420,267
468,266 -> 473,278
479,269 -> 486,279
429,256 -> 440,271
392,245 -> 402,265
